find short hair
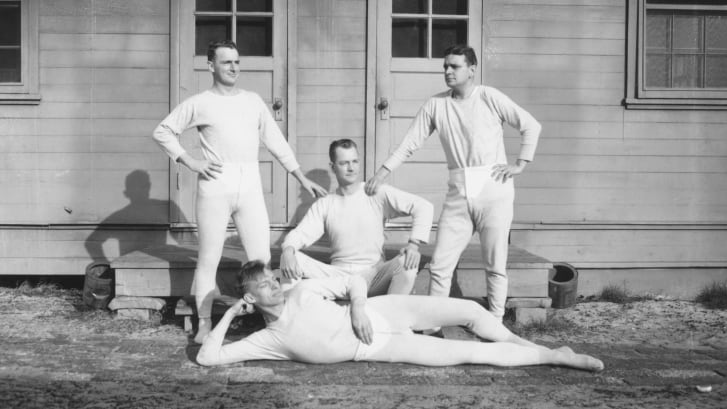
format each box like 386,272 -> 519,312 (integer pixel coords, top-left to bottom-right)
236,260 -> 267,296
328,139 -> 358,162
207,40 -> 238,62
443,44 -> 478,67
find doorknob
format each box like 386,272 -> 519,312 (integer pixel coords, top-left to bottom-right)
377,98 -> 389,110
272,98 -> 283,111
272,98 -> 283,121
377,97 -> 389,120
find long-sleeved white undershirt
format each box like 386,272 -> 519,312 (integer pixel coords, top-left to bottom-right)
282,182 -> 433,266
383,85 -> 541,172
152,89 -> 300,172
197,277 -> 381,365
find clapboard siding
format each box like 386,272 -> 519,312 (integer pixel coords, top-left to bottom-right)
1,0 -> 170,229
483,0 -> 727,267
295,0 -> 367,189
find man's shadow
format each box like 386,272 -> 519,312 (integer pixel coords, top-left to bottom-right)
266,168 -> 332,249
84,169 -> 190,266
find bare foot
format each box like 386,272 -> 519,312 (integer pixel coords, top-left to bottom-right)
556,346 -> 575,355
571,353 -> 605,372
194,318 -> 212,344
555,349 -> 604,372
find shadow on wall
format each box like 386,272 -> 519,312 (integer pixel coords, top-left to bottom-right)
261,168 -> 332,248
84,169 -> 189,267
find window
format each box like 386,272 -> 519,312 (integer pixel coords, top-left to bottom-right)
194,0 -> 273,57
392,0 -> 468,58
0,0 -> 39,104
626,0 -> 727,109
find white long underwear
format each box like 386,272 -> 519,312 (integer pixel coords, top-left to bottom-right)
152,89 -> 300,172
383,85 -> 541,172
282,182 -> 433,267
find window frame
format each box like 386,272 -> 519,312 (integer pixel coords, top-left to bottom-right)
0,0 -> 39,105
625,0 -> 727,109
193,0 -> 274,58
391,0 -> 469,60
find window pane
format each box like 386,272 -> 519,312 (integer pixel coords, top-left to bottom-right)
645,54 -> 669,87
706,55 -> 727,87
237,0 -> 272,12
432,19 -> 467,57
196,16 -> 231,56
0,1 -> 21,46
196,0 -> 231,12
392,18 -> 427,57
673,14 -> 702,51
0,48 -> 20,82
706,14 -> 727,52
393,0 -> 427,14
672,54 -> 702,88
432,0 -> 467,15
646,11 -> 670,51
236,17 -> 272,56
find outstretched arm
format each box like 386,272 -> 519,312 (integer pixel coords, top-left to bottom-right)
291,168 -> 328,198
364,166 -> 391,196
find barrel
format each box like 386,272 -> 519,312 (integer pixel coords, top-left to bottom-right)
548,262 -> 579,309
83,262 -> 113,309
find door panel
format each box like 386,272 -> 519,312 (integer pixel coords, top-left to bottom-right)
373,0 -> 482,217
174,0 -> 288,225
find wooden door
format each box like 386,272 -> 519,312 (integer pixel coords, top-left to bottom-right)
371,0 -> 482,215
172,0 -> 289,225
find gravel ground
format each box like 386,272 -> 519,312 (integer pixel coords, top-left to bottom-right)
2,285 -> 726,408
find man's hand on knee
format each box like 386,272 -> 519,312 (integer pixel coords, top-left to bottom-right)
280,246 -> 304,279
399,241 -> 422,270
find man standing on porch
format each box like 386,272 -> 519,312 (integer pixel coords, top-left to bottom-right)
152,40 -> 327,343
365,45 -> 542,320
279,139 -> 433,296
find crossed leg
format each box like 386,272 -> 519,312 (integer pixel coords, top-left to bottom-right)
365,295 -> 603,371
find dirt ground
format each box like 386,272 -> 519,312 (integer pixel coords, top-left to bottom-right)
1,284 -> 726,408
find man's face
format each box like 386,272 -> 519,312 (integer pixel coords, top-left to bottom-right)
330,147 -> 361,187
243,270 -> 284,307
208,47 -> 240,87
443,54 -> 475,89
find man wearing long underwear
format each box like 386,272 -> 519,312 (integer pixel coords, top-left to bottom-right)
365,45 -> 542,320
152,40 -> 327,343
196,260 -> 604,372
279,139 -> 433,296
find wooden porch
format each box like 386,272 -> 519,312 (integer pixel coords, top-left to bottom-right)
110,243 -> 553,326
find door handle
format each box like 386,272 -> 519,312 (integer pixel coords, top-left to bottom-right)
377,97 -> 389,120
272,98 -> 283,121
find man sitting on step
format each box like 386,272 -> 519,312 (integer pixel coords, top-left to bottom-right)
196,260 -> 604,372
279,139 -> 434,296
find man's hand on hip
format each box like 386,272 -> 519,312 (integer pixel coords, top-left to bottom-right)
491,159 -> 528,183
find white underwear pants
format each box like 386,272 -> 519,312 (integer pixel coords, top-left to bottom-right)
428,166 -> 514,319
192,162 -> 271,318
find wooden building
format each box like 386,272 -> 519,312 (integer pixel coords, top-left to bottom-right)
1,0 -> 726,297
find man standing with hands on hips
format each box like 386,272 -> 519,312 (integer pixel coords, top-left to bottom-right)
153,40 -> 327,343
365,45 -> 541,321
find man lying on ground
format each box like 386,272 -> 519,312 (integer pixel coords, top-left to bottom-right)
196,260 -> 604,371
